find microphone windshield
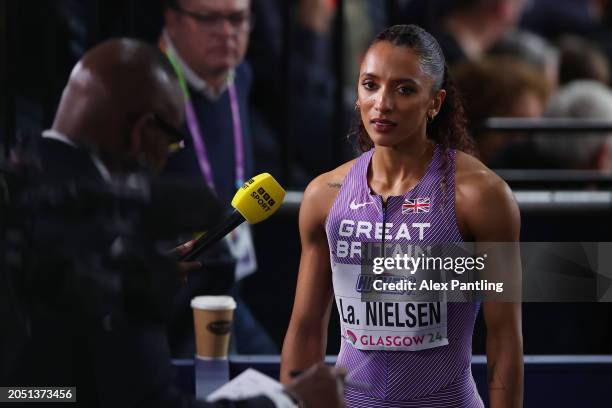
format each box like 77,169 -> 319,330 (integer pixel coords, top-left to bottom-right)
231,173 -> 285,224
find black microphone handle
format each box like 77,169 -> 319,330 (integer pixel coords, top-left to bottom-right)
180,211 -> 245,262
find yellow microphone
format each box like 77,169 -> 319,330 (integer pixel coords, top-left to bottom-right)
180,173 -> 285,261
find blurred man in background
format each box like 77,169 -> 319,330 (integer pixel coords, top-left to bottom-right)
161,0 -> 277,356
453,56 -> 551,164
3,37 -> 345,408
435,0 -> 529,64
557,35 -> 611,86
490,29 -> 560,91
535,80 -> 612,170
489,80 -> 612,169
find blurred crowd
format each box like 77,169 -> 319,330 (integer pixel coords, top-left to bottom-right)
9,0 -> 612,182
5,0 -> 612,358
396,0 -> 612,171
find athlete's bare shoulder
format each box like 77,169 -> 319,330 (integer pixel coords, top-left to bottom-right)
454,151 -> 519,241
301,159 -> 357,229
455,151 -> 503,190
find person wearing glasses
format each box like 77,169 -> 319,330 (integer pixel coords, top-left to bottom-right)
37,43 -> 184,180
7,38 -> 346,408
160,0 -> 277,357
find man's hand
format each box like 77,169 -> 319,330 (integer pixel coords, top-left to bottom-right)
284,363 -> 346,408
169,240 -> 201,282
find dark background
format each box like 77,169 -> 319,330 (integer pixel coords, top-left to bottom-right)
1,0 -> 611,357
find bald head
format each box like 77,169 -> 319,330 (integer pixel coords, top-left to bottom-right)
53,39 -> 184,172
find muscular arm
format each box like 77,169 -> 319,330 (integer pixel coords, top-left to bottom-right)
457,155 -> 523,408
280,176 -> 340,384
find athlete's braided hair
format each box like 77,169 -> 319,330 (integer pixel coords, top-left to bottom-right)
350,24 -> 474,204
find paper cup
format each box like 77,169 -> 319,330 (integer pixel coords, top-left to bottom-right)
191,296 -> 236,359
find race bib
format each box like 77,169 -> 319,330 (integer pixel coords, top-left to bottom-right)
333,263 -> 448,351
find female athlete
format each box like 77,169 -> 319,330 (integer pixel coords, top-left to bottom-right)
280,24 -> 522,408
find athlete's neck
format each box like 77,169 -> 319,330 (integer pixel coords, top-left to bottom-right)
369,140 -> 435,198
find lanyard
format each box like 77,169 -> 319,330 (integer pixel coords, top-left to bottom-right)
164,46 -> 245,191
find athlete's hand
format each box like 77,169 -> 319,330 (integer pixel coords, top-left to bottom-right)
284,363 -> 346,408
169,240 -> 201,282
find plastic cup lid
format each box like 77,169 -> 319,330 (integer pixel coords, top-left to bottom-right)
190,296 -> 237,310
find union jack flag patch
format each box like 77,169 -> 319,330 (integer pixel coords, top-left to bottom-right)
402,197 -> 430,214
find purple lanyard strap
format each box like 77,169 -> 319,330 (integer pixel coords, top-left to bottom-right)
163,44 -> 245,191
184,83 -> 245,191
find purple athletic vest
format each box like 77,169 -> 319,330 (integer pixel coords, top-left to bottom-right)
325,146 -> 483,407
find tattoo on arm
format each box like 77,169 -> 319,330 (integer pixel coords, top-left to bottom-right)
327,183 -> 342,189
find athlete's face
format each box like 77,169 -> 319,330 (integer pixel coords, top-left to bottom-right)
358,42 -> 445,148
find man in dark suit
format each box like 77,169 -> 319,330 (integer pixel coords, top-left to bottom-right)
4,39 -> 344,408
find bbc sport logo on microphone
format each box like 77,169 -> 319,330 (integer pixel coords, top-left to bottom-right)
240,177 -> 277,210
252,187 -> 276,210
232,173 -> 286,224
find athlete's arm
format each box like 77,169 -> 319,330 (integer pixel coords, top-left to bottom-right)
456,154 -> 523,408
280,174 -> 339,384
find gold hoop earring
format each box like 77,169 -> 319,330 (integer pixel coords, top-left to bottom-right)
354,102 -> 360,111
427,112 -> 435,123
